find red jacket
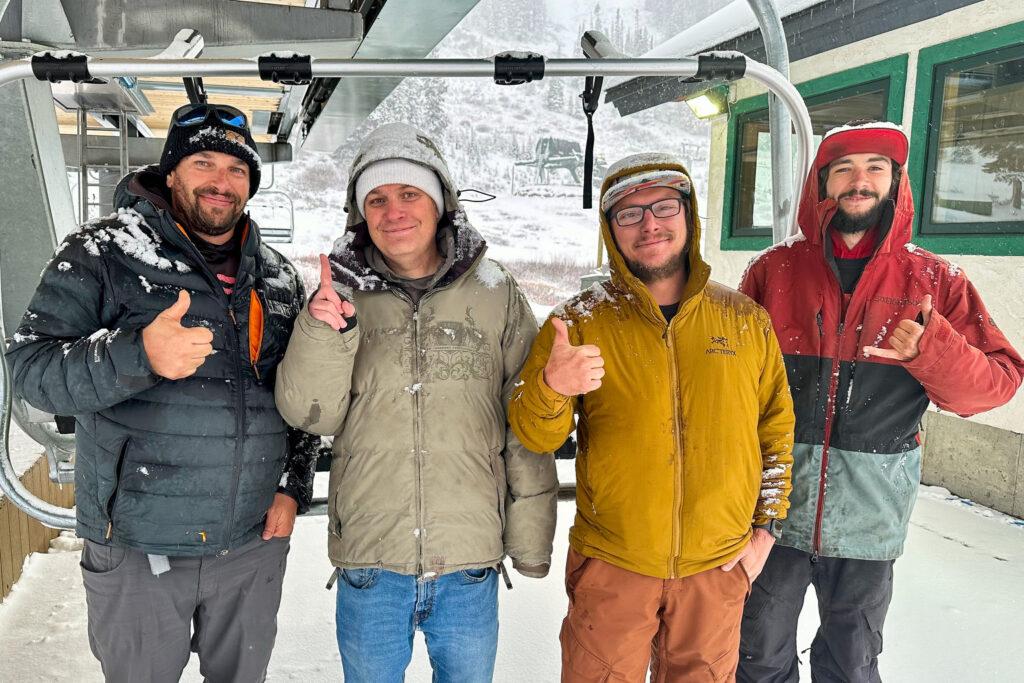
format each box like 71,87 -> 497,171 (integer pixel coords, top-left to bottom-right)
740,133 -> 1023,559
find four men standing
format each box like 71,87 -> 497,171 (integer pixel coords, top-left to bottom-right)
5,103 -> 1021,681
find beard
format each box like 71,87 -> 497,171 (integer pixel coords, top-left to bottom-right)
170,180 -> 243,238
832,189 -> 888,234
623,247 -> 689,285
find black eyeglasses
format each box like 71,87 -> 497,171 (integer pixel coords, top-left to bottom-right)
170,103 -> 248,130
612,198 -> 684,227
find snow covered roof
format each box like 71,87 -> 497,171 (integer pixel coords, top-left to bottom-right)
643,0 -> 825,60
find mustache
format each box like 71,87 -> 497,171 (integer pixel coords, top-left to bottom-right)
194,187 -> 241,205
838,189 -> 880,200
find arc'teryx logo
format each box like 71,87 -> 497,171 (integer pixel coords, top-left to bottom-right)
706,335 -> 736,356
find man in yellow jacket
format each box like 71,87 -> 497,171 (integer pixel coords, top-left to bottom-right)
509,153 -> 795,681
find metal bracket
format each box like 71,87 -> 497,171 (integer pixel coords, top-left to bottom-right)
493,52 -> 545,86
30,51 -> 103,84
693,54 -> 747,82
258,53 -> 313,86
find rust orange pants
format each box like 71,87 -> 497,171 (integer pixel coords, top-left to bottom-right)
560,548 -> 750,682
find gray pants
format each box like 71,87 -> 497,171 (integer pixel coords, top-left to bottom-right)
737,544 -> 895,683
81,535 -> 290,683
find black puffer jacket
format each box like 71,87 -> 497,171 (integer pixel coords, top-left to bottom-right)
6,168 -> 317,555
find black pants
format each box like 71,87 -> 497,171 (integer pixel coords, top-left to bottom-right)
737,545 -> 895,683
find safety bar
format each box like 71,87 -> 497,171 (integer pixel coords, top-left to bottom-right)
0,50 -> 814,529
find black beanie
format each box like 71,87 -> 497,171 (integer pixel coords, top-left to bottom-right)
159,113 -> 262,197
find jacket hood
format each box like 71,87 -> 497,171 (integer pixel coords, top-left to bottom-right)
598,153 -> 710,313
331,123 -> 486,294
797,122 -> 915,254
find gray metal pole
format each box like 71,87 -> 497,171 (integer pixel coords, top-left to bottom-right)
746,0 -> 796,244
0,51 -> 814,527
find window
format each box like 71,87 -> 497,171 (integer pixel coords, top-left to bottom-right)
920,44 -> 1024,235
731,82 -> 890,237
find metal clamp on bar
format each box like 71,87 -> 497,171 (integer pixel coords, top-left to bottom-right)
493,52 -> 545,85
30,51 -> 102,84
694,53 -> 747,82
258,53 -> 313,85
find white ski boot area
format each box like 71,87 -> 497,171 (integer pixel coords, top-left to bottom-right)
0,487 -> 1021,681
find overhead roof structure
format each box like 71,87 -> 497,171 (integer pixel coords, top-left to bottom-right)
0,0 -> 482,161
605,0 -> 984,116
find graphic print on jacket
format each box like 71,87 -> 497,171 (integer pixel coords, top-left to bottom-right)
741,132 -> 1024,561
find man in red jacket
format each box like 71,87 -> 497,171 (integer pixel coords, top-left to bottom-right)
738,120 -> 1023,682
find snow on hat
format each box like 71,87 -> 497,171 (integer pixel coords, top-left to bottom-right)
601,168 -> 692,214
818,121 -> 909,170
159,104 -> 262,197
355,158 -> 445,218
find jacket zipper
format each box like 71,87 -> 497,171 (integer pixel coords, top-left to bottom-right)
812,251 -> 874,557
664,323 -> 684,578
105,438 -> 132,539
411,298 -> 425,576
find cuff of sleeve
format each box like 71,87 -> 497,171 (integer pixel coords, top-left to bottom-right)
277,485 -> 309,515
108,325 -> 161,390
531,368 -> 571,411
511,558 -> 550,579
905,312 -> 956,374
297,307 -> 359,343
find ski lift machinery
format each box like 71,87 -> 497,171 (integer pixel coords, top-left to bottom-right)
0,41 -> 814,530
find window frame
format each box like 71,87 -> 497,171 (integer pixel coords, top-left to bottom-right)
911,24 -> 1024,254
720,55 -> 909,252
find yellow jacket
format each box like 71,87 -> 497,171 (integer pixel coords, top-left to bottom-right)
509,156 -> 794,579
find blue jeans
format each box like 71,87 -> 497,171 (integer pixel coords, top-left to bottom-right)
335,566 -> 499,683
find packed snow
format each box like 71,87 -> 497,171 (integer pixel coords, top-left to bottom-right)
0,489 -> 1021,681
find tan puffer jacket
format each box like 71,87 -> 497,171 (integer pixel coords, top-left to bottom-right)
275,123 -> 558,577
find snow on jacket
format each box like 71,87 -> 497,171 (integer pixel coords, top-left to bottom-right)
740,125 -> 1024,560
5,167 -> 318,555
274,123 -> 558,578
508,153 -> 795,580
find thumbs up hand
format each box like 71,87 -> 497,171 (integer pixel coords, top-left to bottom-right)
542,317 -> 605,396
309,254 -> 356,331
142,290 -> 215,380
862,295 -> 933,362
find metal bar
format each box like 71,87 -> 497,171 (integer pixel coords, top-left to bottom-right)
746,0 -> 795,244
77,108 -> 89,223
744,59 -> 812,236
0,50 -> 813,526
0,280 -> 76,529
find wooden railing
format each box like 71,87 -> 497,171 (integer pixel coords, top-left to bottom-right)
0,456 -> 75,601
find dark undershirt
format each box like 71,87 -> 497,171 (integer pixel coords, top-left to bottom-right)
660,302 -> 680,323
193,232 -> 241,295
835,256 -> 870,294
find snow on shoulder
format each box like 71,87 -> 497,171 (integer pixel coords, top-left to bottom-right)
550,280 -> 620,323
74,208 -> 191,273
474,258 -> 506,289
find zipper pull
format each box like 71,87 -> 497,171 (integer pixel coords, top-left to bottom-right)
325,567 -> 341,590
838,321 -> 846,336
251,361 -> 261,381
105,521 -> 113,539
228,307 -> 238,327
815,311 -> 824,336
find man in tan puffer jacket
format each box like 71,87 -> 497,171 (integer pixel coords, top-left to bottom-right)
275,122 -> 558,683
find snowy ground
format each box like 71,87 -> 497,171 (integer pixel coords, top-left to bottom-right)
0,484 -> 1021,682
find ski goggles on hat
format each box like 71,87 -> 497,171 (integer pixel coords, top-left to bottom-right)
170,103 -> 248,130
601,170 -> 691,214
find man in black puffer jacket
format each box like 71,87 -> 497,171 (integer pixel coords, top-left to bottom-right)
6,103 -> 317,682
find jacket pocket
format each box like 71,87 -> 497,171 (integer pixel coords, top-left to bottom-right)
329,449 -> 353,539
103,438 -> 131,538
488,447 -> 507,528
